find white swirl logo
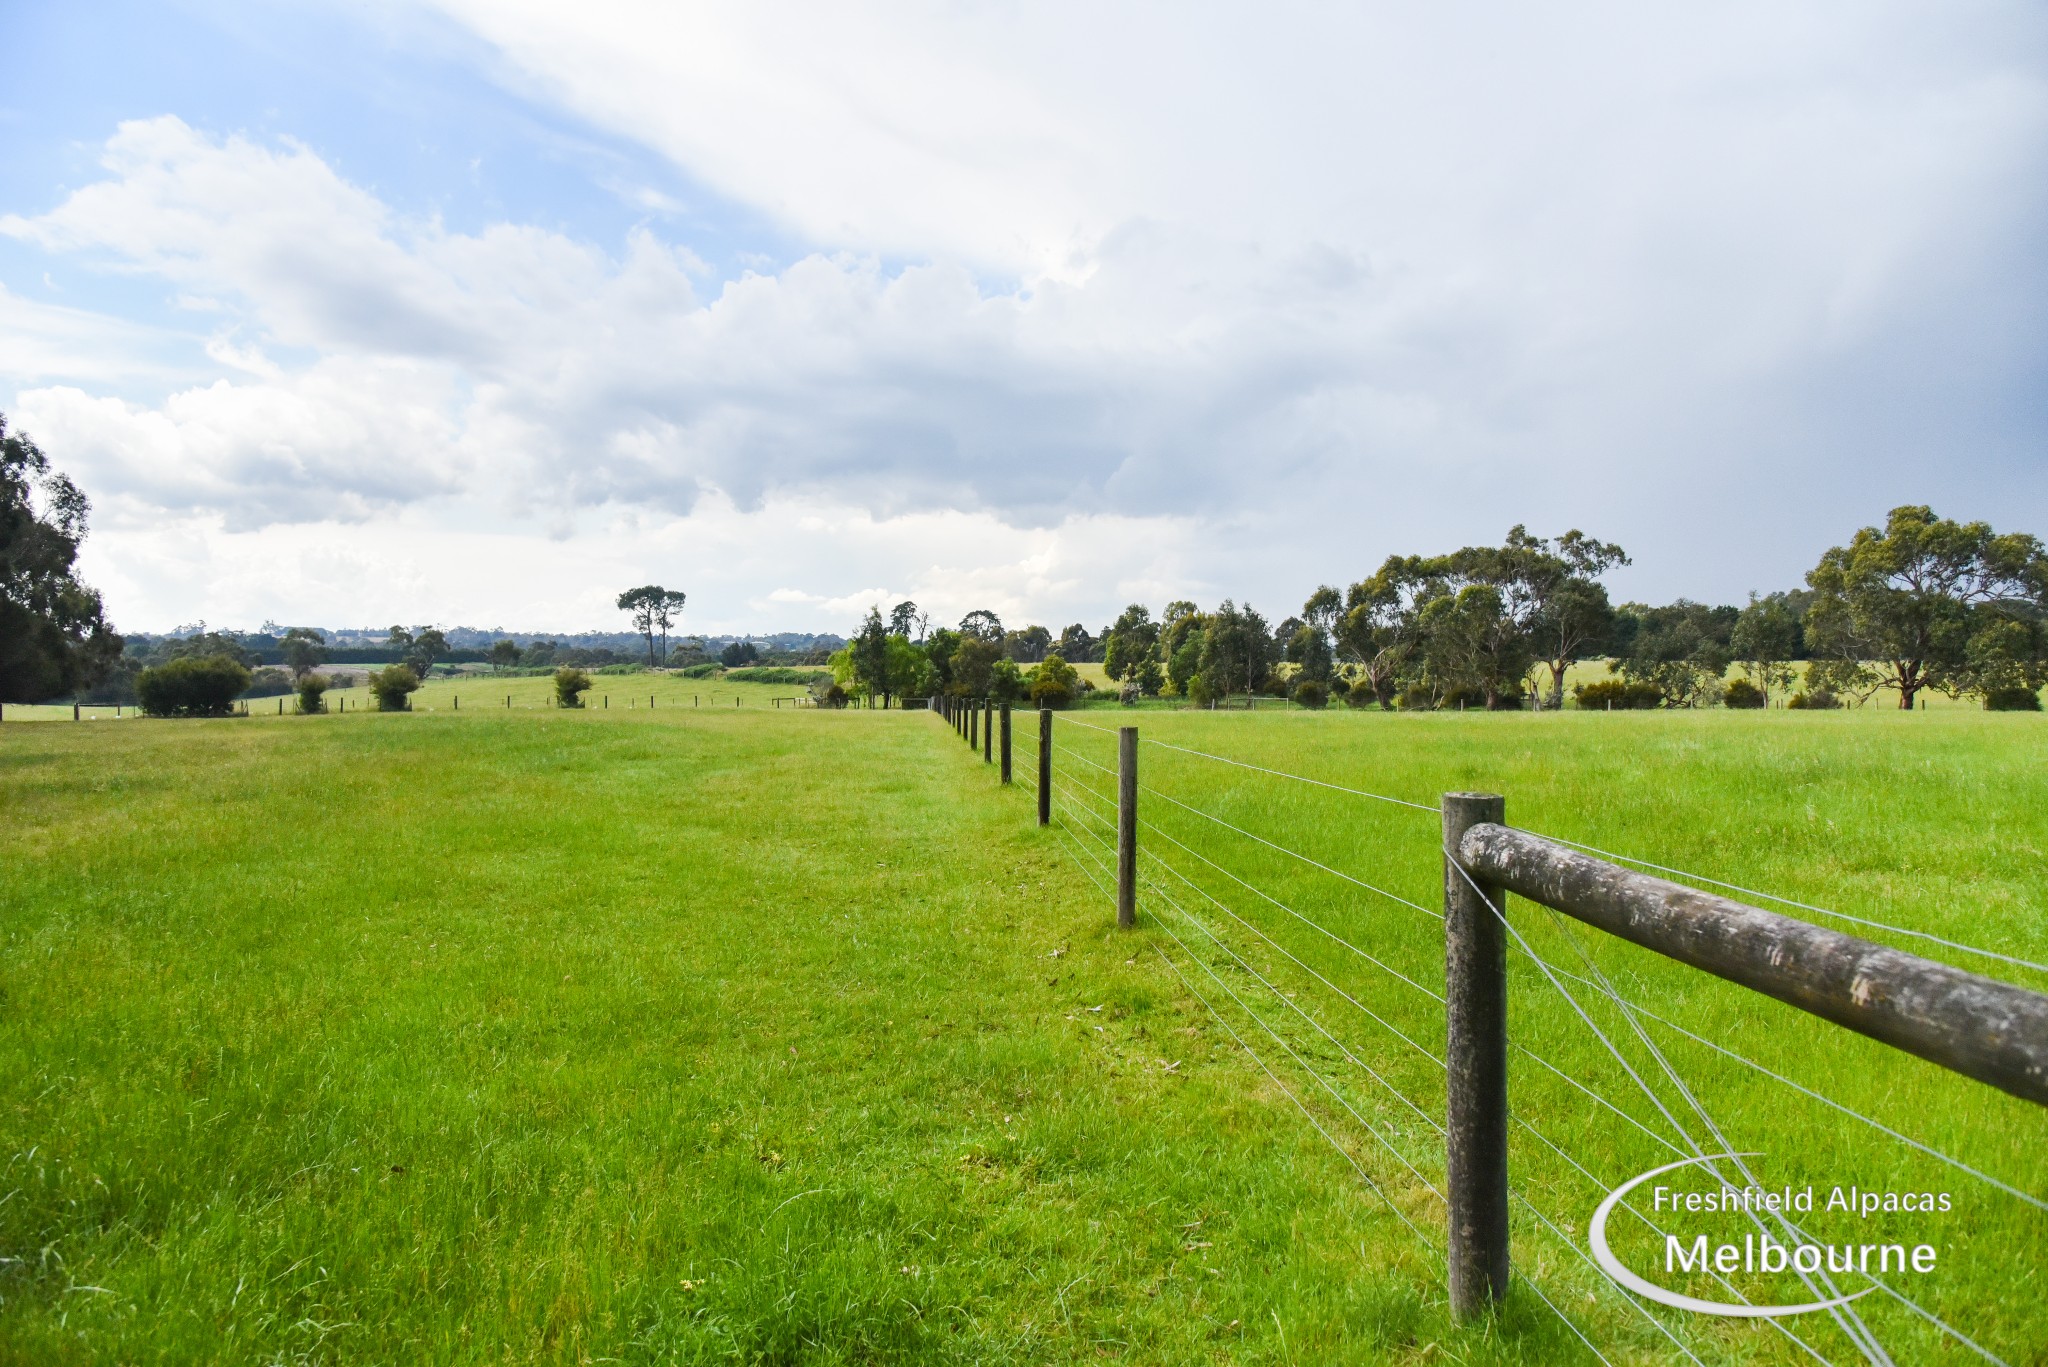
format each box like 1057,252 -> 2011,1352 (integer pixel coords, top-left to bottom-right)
1589,1154 -> 1878,1318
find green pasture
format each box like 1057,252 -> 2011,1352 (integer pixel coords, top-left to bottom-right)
1026,705 -> 2047,1363
2,702 -> 2043,1363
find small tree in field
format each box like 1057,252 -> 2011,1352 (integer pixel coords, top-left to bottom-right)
1029,654 -> 1079,708
368,664 -> 420,711
618,585 -> 688,666
295,673 -> 330,714
555,666 -> 592,707
489,639 -> 521,669
1804,505 -> 2046,709
1731,592 -> 1802,704
280,628 -> 326,679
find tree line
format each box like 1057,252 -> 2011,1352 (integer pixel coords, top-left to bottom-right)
4,407 -> 2043,715
829,509 -> 2047,712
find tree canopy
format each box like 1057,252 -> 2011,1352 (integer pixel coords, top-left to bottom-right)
618,585 -> 689,666
1,414 -> 122,702
1804,505 -> 2046,709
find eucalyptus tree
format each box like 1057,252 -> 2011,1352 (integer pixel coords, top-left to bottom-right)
1730,592 -> 1803,702
1101,604 -> 1160,686
958,609 -> 1004,644
0,414 -> 121,702
1336,557 -> 1436,707
1804,505 -> 2045,708
1506,527 -> 1628,710
280,628 -> 327,679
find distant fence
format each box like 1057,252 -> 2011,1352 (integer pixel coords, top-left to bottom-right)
928,699 -> 2048,1361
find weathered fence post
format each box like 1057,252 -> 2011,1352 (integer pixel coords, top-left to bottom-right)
1117,726 -> 1138,928
1038,709 -> 1052,826
1000,702 -> 1012,783
1443,791 -> 1509,1319
970,700 -> 979,750
983,698 -> 993,763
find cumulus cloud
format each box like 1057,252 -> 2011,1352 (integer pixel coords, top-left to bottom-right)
5,1 -> 2047,631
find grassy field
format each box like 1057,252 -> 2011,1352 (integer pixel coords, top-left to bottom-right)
2,701 -> 2043,1362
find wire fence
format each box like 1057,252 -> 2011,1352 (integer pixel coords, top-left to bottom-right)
937,699 -> 2047,1365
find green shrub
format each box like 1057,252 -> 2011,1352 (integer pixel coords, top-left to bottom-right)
1574,679 -> 1663,710
1723,678 -> 1766,709
1984,686 -> 2043,711
1786,689 -> 1841,710
1440,685 -> 1487,711
1029,655 -> 1078,709
1344,679 -> 1379,709
1291,680 -> 1328,709
1396,683 -> 1435,711
295,674 -> 331,714
368,665 -> 421,711
555,667 -> 593,708
679,662 -> 720,679
818,682 -> 848,708
136,655 -> 251,717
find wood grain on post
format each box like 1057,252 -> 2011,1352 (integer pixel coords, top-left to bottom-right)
1000,702 -> 1012,783
1443,791 -> 1509,1319
1457,823 -> 2048,1106
1117,726 -> 1138,928
1038,709 -> 1052,826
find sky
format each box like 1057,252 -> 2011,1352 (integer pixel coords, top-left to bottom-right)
2,1 -> 2044,637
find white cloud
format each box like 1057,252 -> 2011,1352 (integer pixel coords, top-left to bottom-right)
5,2 -> 2048,633
68,490 -> 1206,638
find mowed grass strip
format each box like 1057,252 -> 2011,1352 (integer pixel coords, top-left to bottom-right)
0,706 -> 1546,1365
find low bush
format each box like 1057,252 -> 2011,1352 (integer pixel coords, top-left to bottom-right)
555,667 -> 593,708
725,667 -> 832,684
136,655 -> 251,718
1574,679 -> 1663,710
1723,679 -> 1766,709
679,662 -> 720,679
295,674 -> 331,714
1984,687 -> 2043,711
1291,680 -> 1328,709
1344,679 -> 1379,709
368,665 -> 421,712
1440,685 -> 1487,711
818,682 -> 848,708
1786,689 -> 1842,710
1397,683 -> 1435,711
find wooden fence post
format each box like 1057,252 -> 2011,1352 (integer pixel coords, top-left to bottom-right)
1117,726 -> 1138,928
1443,791 -> 1509,1319
1000,702 -> 1012,783
970,699 -> 979,750
1038,709 -> 1052,826
983,698 -> 993,763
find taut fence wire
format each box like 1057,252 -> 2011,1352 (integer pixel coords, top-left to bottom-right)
922,698 -> 2047,1364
